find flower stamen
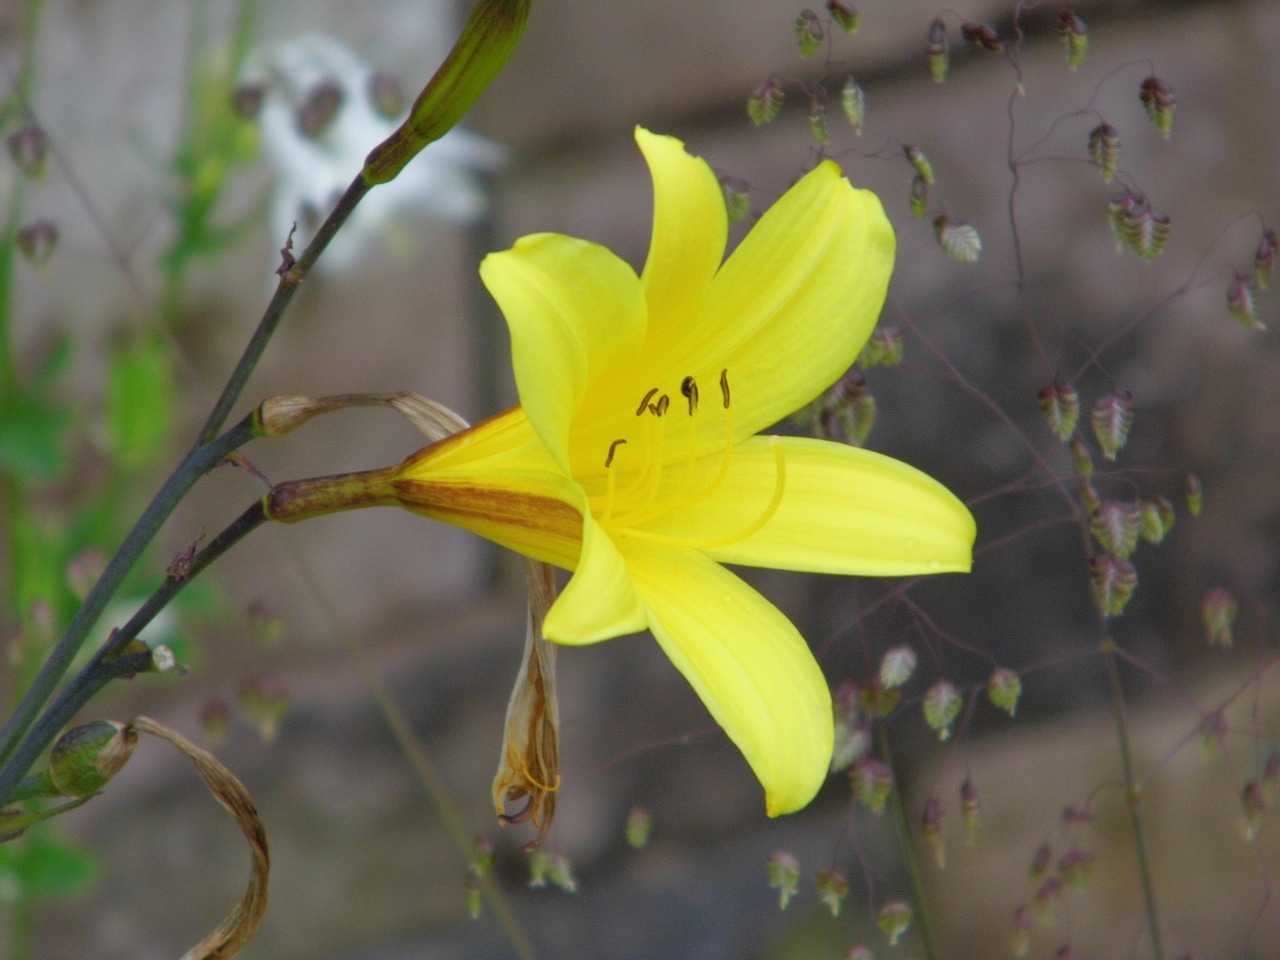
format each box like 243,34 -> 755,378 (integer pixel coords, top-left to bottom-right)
681,376 -> 699,416
635,387 -> 659,416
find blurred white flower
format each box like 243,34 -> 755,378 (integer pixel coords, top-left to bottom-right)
243,32 -> 505,272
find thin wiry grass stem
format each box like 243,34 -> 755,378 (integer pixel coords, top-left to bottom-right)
1100,635 -> 1165,960
877,724 -> 941,960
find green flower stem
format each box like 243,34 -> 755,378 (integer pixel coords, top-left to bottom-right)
0,502 -> 266,805
877,724 -> 940,960
1100,636 -> 1165,960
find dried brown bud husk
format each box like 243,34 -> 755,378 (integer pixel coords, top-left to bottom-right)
493,559 -> 561,849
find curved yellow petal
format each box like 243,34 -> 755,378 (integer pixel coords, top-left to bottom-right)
639,436 -> 975,576
636,127 -> 727,335
627,544 -> 833,816
646,164 -> 894,445
480,234 -> 648,471
544,515 -> 649,644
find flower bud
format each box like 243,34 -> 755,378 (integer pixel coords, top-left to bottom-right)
817,867 -> 849,916
7,124 -> 49,181
49,720 -> 138,798
767,850 -> 801,909
840,75 -> 866,134
16,220 -> 58,268
363,0 -> 530,185
1087,123 -> 1119,183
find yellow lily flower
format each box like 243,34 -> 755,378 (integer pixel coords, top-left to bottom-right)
268,128 -> 975,816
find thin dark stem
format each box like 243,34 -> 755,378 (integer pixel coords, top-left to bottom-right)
0,502 -> 267,804
877,724 -> 941,960
1100,636 -> 1165,960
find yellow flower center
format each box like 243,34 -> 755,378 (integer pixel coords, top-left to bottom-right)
592,370 -> 787,549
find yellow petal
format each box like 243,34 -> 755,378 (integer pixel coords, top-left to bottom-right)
544,516 -> 649,644
627,544 -> 833,815
645,163 -> 895,445
635,128 -> 727,334
480,234 -> 648,471
638,436 -> 975,576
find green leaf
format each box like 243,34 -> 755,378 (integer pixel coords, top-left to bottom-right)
107,334 -> 174,469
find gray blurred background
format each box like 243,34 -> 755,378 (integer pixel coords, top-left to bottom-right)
6,0 -> 1280,957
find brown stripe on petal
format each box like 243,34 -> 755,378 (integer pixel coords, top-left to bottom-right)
394,479 -> 582,553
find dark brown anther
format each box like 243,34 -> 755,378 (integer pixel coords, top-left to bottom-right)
653,394 -> 670,417
680,376 -> 699,415
719,369 -> 731,408
498,792 -> 535,825
636,387 -> 659,416
605,438 -> 627,468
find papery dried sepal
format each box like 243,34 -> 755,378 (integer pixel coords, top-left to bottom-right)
858,326 -> 904,367
1087,123 -> 1119,183
828,0 -> 859,34
923,681 -> 962,740
961,22 -> 1003,52
748,78 -> 784,126
1202,587 -> 1237,647
987,668 -> 1022,716
851,757 -> 893,814
927,18 -> 949,82
922,796 -> 946,866
1108,191 -> 1170,260
841,76 -> 866,134
1091,389 -> 1133,460
1228,276 -> 1264,330
1186,473 -> 1203,517
1091,500 -> 1142,559
796,10 -> 825,57
1138,496 -> 1175,543
909,174 -> 928,220
808,94 -> 829,146
768,851 -> 801,909
904,145 -> 935,184
1038,381 -> 1080,441
1057,12 -> 1088,70
1255,228 -> 1277,291
935,215 -> 982,262
1139,75 -> 1176,138
1090,553 -> 1138,617
876,901 -> 913,946
880,645 -> 917,688
817,868 -> 850,916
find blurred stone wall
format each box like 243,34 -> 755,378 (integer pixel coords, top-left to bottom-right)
5,0 -> 1279,958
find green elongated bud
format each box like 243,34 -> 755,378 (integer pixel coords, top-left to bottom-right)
49,720 -> 138,798
363,0 -> 530,185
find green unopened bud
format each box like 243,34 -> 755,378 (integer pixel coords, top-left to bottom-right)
363,0 -> 530,185
49,720 -> 138,798
827,1 -> 859,35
